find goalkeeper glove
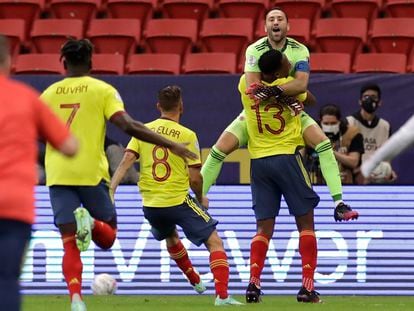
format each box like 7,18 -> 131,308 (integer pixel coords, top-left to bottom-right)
246,83 -> 284,103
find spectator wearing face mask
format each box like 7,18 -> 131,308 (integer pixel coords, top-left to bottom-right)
346,84 -> 397,183
306,104 -> 364,185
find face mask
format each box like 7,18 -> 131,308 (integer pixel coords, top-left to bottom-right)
322,123 -> 340,140
361,95 -> 379,113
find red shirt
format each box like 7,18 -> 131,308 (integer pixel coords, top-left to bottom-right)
0,76 -> 71,224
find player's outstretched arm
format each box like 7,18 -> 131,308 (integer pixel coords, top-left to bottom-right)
189,166 -> 207,207
111,112 -> 197,161
110,151 -> 137,194
304,90 -> 317,106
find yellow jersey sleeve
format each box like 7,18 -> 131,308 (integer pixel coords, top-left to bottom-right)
104,86 -> 125,120
187,132 -> 201,167
126,137 -> 140,155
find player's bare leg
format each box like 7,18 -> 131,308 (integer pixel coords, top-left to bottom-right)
201,131 -> 240,195
165,230 -> 205,294
303,124 -> 358,221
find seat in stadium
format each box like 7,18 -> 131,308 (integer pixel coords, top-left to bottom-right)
145,19 -> 198,58
14,54 -> 63,74
384,0 -> 414,18
106,0 -> 157,31
200,18 -> 253,63
217,0 -> 268,29
87,19 -> 141,60
314,18 -> 367,59
31,19 -> 83,53
274,0 -> 324,28
0,0 -> 44,39
353,53 -> 407,73
310,52 -> 351,73
0,19 -> 25,59
183,52 -> 237,74
370,18 -> 414,56
126,53 -> 181,74
49,0 -> 100,28
331,0 -> 380,26
161,0 -> 213,29
91,54 -> 125,74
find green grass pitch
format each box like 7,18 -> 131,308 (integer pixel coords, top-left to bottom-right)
23,295 -> 414,311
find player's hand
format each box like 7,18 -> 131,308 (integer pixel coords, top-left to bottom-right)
246,83 -> 284,103
200,196 -> 209,209
169,142 -> 198,161
278,95 -> 304,116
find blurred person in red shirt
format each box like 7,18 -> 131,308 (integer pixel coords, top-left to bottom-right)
0,35 -> 78,311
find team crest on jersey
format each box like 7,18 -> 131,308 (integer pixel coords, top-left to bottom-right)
114,91 -> 123,103
247,55 -> 257,67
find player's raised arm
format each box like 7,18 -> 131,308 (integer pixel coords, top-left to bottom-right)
110,112 -> 197,161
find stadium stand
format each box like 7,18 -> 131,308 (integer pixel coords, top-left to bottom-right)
314,18 -> 367,59
217,0 -> 268,29
161,0 -> 213,29
144,19 -> 198,59
199,18 -> 253,64
370,18 -> 414,56
126,53 -> 181,74
353,53 -> 407,73
310,52 -> 351,73
14,53 -> 64,74
106,0 -> 156,31
0,19 -> 25,60
0,0 -> 44,40
275,0 -> 324,28
49,0 -> 100,28
330,0 -> 380,22
91,53 -> 125,74
384,0 -> 414,18
183,52 -> 237,73
31,19 -> 84,53
87,18 -> 141,60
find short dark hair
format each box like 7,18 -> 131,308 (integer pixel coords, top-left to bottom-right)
360,83 -> 381,99
265,7 -> 289,21
60,38 -> 93,67
0,34 -> 9,65
258,49 -> 283,75
319,104 -> 341,120
158,85 -> 182,111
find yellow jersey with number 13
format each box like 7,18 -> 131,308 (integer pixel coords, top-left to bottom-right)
239,74 -> 306,159
41,76 -> 125,186
126,118 -> 201,208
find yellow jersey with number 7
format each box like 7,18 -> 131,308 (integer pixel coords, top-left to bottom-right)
41,76 -> 125,186
239,74 -> 306,159
126,118 -> 201,208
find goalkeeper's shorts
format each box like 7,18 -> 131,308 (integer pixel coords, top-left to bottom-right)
224,110 -> 318,148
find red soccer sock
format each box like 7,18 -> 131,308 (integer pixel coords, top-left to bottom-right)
299,230 -> 317,291
92,220 -> 117,250
209,251 -> 229,299
62,234 -> 83,300
167,241 -> 200,286
249,233 -> 270,287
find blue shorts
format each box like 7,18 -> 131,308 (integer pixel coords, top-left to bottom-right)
143,195 -> 218,246
251,153 -> 320,220
49,180 -> 116,226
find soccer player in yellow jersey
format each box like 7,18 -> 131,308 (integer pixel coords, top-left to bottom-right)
242,50 -> 321,304
40,39 -> 196,311
110,86 -> 243,306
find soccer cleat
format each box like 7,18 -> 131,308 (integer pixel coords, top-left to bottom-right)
296,286 -> 322,303
193,279 -> 206,294
334,202 -> 359,222
214,295 -> 244,306
71,300 -> 87,311
245,282 -> 262,303
74,207 -> 93,252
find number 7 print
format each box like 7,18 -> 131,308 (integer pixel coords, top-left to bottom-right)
60,103 -> 80,127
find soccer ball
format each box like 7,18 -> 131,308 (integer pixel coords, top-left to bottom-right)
370,161 -> 392,183
91,273 -> 117,295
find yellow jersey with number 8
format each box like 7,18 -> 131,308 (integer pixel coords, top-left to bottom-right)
41,76 -> 125,186
126,118 -> 201,208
